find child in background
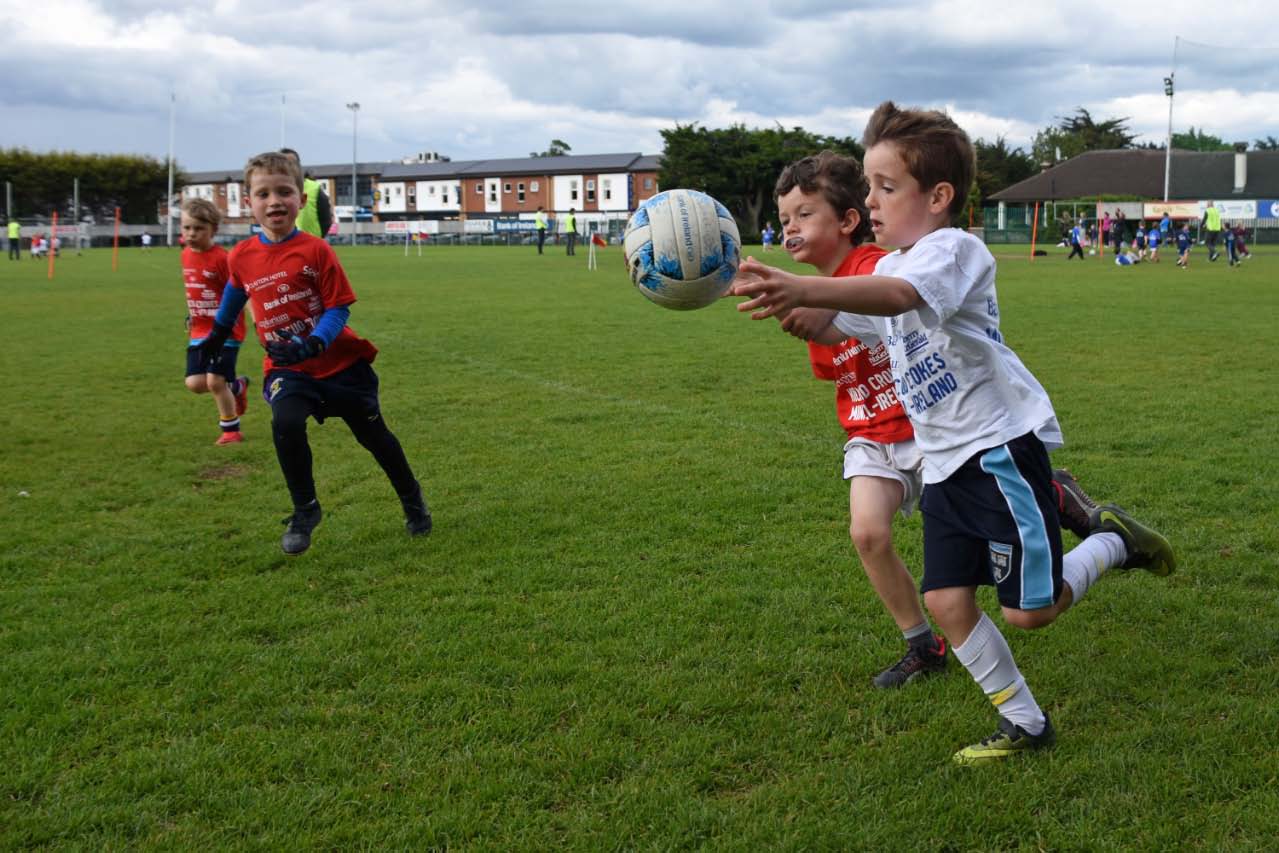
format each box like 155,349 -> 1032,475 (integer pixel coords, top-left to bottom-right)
1066,220 -> 1085,260
1233,223 -> 1251,260
182,199 -> 250,445
1147,220 -> 1161,262
200,152 -> 432,555
1176,223 -> 1193,268
769,151 -> 947,688
732,101 -> 1175,764
761,221 -> 775,251
1225,224 -> 1239,266
1134,224 -> 1147,260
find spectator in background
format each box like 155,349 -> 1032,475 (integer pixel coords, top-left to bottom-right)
281,148 -> 333,239
6,218 -> 19,260
1201,201 -> 1222,261
141,232 -> 152,251
1101,211 -> 1112,246
565,207 -> 578,256
535,206 -> 548,254
1110,211 -> 1125,255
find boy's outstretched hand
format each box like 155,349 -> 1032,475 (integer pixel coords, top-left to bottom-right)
266,331 -> 325,366
730,257 -> 803,320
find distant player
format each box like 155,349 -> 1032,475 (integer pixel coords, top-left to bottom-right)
1233,223 -> 1251,261
1134,224 -> 1147,260
200,152 -> 432,555
1225,224 -> 1239,266
181,199 -> 250,445
732,101 -> 1175,764
1146,220 -> 1161,262
761,221 -> 775,251
1176,223 -> 1193,268
1066,220 -> 1085,260
141,232 -> 152,251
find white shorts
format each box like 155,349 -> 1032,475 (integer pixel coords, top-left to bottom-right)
842,436 -> 924,517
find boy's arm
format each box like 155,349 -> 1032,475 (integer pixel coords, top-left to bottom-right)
731,257 -> 923,320
197,284 -> 248,357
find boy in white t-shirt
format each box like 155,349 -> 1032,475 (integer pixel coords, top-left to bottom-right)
731,101 -> 1176,765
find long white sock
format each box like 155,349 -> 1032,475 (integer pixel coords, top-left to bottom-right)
1061,531 -> 1126,607
953,613 -> 1045,735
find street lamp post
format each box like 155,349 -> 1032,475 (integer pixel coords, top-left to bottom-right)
346,101 -> 360,246
1163,37 -> 1179,202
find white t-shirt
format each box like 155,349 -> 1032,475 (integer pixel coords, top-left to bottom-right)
832,228 -> 1061,483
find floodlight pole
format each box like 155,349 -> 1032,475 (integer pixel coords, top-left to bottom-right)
347,102 -> 360,246
1163,37 -> 1179,202
166,90 -> 176,247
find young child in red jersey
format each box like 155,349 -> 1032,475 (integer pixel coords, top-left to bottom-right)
181,198 -> 249,445
200,152 -> 431,555
764,152 -> 948,687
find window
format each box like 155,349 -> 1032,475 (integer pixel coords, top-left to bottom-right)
603,179 -> 612,201
395,186 -> 402,196
531,181 -> 539,192
517,182 -> 526,203
476,183 -> 483,194
586,179 -> 596,203
428,185 -> 436,195
504,182 -> 512,193
644,178 -> 654,190
488,185 -> 497,203
570,179 -> 579,202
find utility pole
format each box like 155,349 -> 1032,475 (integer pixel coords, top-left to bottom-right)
346,102 -> 360,247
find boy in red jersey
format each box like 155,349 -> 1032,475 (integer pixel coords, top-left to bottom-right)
181,198 -> 249,445
766,152 -> 948,687
200,152 -> 431,555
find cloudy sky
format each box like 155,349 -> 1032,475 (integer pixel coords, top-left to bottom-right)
4,0 -> 1278,172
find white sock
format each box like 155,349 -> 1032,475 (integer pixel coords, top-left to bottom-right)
1061,531 -> 1126,608
953,613 -> 1045,735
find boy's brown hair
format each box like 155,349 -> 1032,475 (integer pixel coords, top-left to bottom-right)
862,100 -> 974,217
774,151 -> 873,246
181,197 -> 221,227
244,151 -> 304,193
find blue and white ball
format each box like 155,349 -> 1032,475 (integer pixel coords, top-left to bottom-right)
623,189 -> 741,310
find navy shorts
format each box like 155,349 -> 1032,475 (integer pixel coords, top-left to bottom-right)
263,359 -> 381,423
919,432 -> 1063,611
185,344 -> 240,382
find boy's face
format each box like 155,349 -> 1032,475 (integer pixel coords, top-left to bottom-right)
776,185 -> 860,275
864,142 -> 952,250
248,170 -> 306,240
180,212 -> 215,251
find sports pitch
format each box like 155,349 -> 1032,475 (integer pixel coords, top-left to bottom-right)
3,242 -> 1278,847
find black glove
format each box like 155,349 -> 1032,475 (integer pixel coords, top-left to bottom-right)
197,322 -> 233,361
266,331 -> 325,366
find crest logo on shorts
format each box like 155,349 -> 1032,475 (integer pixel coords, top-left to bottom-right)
268,377 -> 284,401
989,542 -> 1014,584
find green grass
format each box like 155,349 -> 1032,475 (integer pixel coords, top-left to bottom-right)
3,240 -> 1278,849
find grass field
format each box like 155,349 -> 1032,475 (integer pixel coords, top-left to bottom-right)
3,239 -> 1278,849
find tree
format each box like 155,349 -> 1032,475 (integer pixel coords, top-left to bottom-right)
1172,127 -> 1232,152
0,148 -> 174,224
530,139 -> 572,158
657,124 -> 863,238
973,136 -> 1035,209
1031,107 -> 1136,164
1254,135 -> 1279,151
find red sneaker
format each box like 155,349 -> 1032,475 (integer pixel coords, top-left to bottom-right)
234,375 -> 250,416
215,430 -> 244,446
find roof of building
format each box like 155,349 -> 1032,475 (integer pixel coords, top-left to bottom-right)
990,149 -> 1279,202
183,151 -> 661,184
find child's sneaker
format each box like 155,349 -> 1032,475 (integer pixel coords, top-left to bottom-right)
234,376 -> 250,417
215,430 -> 244,446
281,500 -> 323,555
953,714 -> 1056,765
400,482 -> 433,537
1088,504 -> 1176,576
1051,468 -> 1098,540
872,636 -> 947,688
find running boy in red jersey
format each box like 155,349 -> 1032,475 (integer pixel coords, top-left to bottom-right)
771,152 -> 947,687
181,198 -> 249,445
200,152 -> 431,555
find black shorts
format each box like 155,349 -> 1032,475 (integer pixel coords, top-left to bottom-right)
919,432 -> 1062,611
185,344 -> 241,382
263,359 -> 381,423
